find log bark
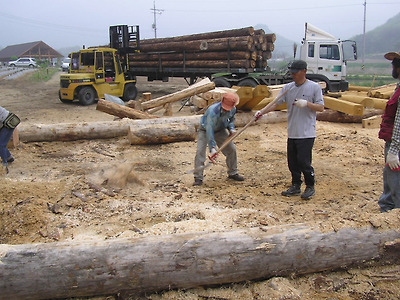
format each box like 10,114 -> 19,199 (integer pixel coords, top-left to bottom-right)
141,81 -> 216,110
1,225 -> 399,299
139,37 -> 254,53
139,27 -> 255,45
130,59 -> 255,69
129,51 -> 256,61
127,123 -> 196,144
317,108 -> 384,123
17,112 -> 287,142
96,99 -> 158,119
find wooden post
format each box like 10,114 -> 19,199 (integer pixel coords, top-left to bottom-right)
143,92 -> 152,101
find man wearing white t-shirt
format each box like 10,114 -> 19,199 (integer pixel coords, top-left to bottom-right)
255,60 -> 324,199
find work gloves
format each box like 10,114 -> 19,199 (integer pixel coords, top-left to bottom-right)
229,128 -> 236,136
386,152 -> 400,170
209,147 -> 218,164
294,99 -> 308,108
254,110 -> 263,121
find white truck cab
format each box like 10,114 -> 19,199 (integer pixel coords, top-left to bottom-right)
299,23 -> 357,92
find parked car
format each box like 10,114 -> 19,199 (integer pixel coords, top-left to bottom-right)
8,57 -> 37,68
61,57 -> 70,72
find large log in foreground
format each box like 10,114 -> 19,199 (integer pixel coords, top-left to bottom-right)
1,225 -> 399,299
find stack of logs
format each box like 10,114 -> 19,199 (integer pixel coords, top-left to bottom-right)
128,27 -> 275,70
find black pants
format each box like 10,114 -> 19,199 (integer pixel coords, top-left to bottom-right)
287,138 -> 315,187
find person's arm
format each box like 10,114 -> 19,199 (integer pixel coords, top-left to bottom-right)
386,96 -> 400,169
389,98 -> 400,155
299,101 -> 324,112
204,114 -> 218,152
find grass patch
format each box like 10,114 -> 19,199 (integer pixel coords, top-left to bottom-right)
347,74 -> 396,87
347,61 -> 396,87
30,67 -> 59,82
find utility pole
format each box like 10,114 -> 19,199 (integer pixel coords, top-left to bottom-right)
362,0 -> 366,69
150,0 -> 164,39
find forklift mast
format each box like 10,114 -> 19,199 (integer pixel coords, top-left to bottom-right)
109,25 -> 140,71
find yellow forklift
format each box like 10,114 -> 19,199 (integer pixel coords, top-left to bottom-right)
59,25 -> 139,105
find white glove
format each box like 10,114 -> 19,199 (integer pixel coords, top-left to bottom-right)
209,147 -> 218,163
294,99 -> 308,108
386,152 -> 400,170
254,110 -> 263,121
229,129 -> 236,136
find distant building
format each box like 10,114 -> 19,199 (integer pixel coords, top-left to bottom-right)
0,41 -> 62,64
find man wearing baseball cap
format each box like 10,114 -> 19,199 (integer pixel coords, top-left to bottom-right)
254,60 -> 324,200
193,92 -> 244,186
378,51 -> 400,212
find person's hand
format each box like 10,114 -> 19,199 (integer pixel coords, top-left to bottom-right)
386,152 -> 400,170
254,110 -> 263,121
209,148 -> 218,164
229,129 -> 236,136
294,99 -> 308,108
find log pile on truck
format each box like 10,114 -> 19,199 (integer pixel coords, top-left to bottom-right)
128,27 -> 275,77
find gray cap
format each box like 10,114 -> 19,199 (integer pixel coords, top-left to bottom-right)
288,60 -> 307,73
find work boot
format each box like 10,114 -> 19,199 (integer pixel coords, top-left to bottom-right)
193,179 -> 203,186
281,185 -> 301,196
301,186 -> 315,200
228,173 -> 244,181
7,155 -> 14,163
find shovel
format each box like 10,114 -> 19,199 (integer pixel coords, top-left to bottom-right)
187,88 -> 291,174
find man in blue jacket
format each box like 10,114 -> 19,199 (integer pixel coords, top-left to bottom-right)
193,92 -> 244,186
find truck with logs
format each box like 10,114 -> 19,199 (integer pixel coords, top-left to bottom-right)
59,23 -> 357,105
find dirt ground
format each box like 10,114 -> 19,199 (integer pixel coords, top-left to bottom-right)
1,72 -> 400,300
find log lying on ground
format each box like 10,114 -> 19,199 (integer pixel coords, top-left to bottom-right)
96,99 -> 158,119
17,112 -> 287,142
1,224 -> 399,299
317,109 -> 384,123
127,123 -> 196,144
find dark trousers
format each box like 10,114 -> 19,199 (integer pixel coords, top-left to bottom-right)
287,138 -> 315,187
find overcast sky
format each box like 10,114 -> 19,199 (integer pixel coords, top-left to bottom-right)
1,0 -> 399,51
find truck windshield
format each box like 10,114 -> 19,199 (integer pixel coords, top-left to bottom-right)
81,53 -> 95,66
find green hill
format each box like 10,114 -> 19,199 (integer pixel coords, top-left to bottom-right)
350,12 -> 400,58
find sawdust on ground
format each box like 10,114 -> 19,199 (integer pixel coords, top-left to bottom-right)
0,72 -> 399,300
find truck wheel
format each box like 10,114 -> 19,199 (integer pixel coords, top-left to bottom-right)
237,78 -> 258,87
123,83 -> 138,101
212,77 -> 231,88
78,87 -> 96,106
